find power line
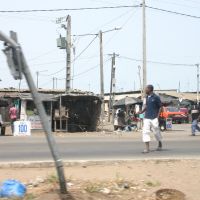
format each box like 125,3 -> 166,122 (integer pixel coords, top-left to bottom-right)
32,59 -> 65,67
88,8 -> 134,34
32,55 -> 101,67
119,56 -> 195,67
57,58 -> 111,81
150,0 -> 200,10
0,5 -> 141,13
146,5 -> 200,19
73,35 -> 98,62
73,58 -> 110,78
46,35 -> 98,76
29,49 -> 58,61
104,8 -> 139,47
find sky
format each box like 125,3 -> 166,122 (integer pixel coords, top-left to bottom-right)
0,0 -> 200,93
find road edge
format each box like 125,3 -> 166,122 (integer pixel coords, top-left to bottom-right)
0,157 -> 200,168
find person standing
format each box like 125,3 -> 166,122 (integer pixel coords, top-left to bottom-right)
190,104 -> 200,136
139,85 -> 162,153
9,103 -> 17,134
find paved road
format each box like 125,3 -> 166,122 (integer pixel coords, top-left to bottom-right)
0,125 -> 199,162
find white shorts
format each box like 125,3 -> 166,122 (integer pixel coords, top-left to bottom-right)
142,118 -> 162,143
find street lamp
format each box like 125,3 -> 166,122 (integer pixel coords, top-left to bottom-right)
98,27 -> 121,120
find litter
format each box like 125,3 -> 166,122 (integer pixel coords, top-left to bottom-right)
0,180 -> 26,198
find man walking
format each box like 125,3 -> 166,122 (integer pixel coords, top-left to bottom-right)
190,104 -> 200,136
139,85 -> 162,153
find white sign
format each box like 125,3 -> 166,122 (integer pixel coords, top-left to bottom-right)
27,115 -> 51,130
13,121 -> 31,136
166,118 -> 173,130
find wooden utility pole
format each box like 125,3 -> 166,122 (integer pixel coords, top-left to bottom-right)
99,30 -> 105,118
66,15 -> 71,93
138,65 -> 143,97
108,53 -> 118,122
142,0 -> 147,93
178,81 -> 181,93
53,77 -> 56,90
36,71 -> 39,89
197,64 -> 199,103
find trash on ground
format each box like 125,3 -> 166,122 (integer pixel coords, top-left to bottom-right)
0,180 -> 26,198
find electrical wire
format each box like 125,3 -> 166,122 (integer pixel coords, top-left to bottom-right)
104,8 -> 139,47
32,59 -> 65,67
32,55 -> 101,67
57,57 -> 111,81
29,49 -> 58,62
146,5 -> 200,19
87,7 -> 134,34
0,13 -> 53,22
0,5 -> 141,13
119,56 -> 195,67
38,78 -> 53,88
46,35 -> 98,76
72,35 -> 98,62
150,0 -> 200,10
179,0 -> 200,5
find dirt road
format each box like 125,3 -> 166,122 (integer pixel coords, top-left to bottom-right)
0,159 -> 199,200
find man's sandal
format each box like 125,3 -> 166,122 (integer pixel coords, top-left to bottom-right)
142,149 -> 150,154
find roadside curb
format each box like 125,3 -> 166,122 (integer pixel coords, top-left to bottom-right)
0,158 -> 200,168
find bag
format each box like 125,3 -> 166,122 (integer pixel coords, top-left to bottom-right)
0,180 -> 26,198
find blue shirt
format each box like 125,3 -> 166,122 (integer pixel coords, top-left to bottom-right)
145,94 -> 162,120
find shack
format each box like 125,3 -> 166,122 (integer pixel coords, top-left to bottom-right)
19,93 -> 56,130
53,94 -> 101,132
0,90 -> 56,130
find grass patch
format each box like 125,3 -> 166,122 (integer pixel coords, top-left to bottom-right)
46,174 -> 58,184
145,181 -> 161,187
84,182 -> 103,193
24,193 -> 36,200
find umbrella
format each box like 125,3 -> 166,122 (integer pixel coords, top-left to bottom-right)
113,97 -> 142,107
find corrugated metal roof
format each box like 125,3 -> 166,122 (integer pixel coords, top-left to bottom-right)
19,93 -> 56,101
105,91 -> 197,102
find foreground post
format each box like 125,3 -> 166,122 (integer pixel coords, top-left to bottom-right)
0,30 -> 67,194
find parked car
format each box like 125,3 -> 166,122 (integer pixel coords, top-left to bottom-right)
160,106 -> 189,124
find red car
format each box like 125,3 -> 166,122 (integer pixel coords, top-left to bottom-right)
160,107 -> 189,124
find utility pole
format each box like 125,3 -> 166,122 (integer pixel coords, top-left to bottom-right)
53,77 -> 56,90
66,15 -> 71,93
138,65 -> 143,97
36,70 -> 47,89
142,0 -> 147,94
197,64 -> 199,104
108,53 -> 118,122
178,81 -> 181,93
99,30 -> 105,119
134,81 -> 136,91
36,71 -> 39,89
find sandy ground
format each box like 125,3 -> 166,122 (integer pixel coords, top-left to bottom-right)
0,159 -> 199,200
